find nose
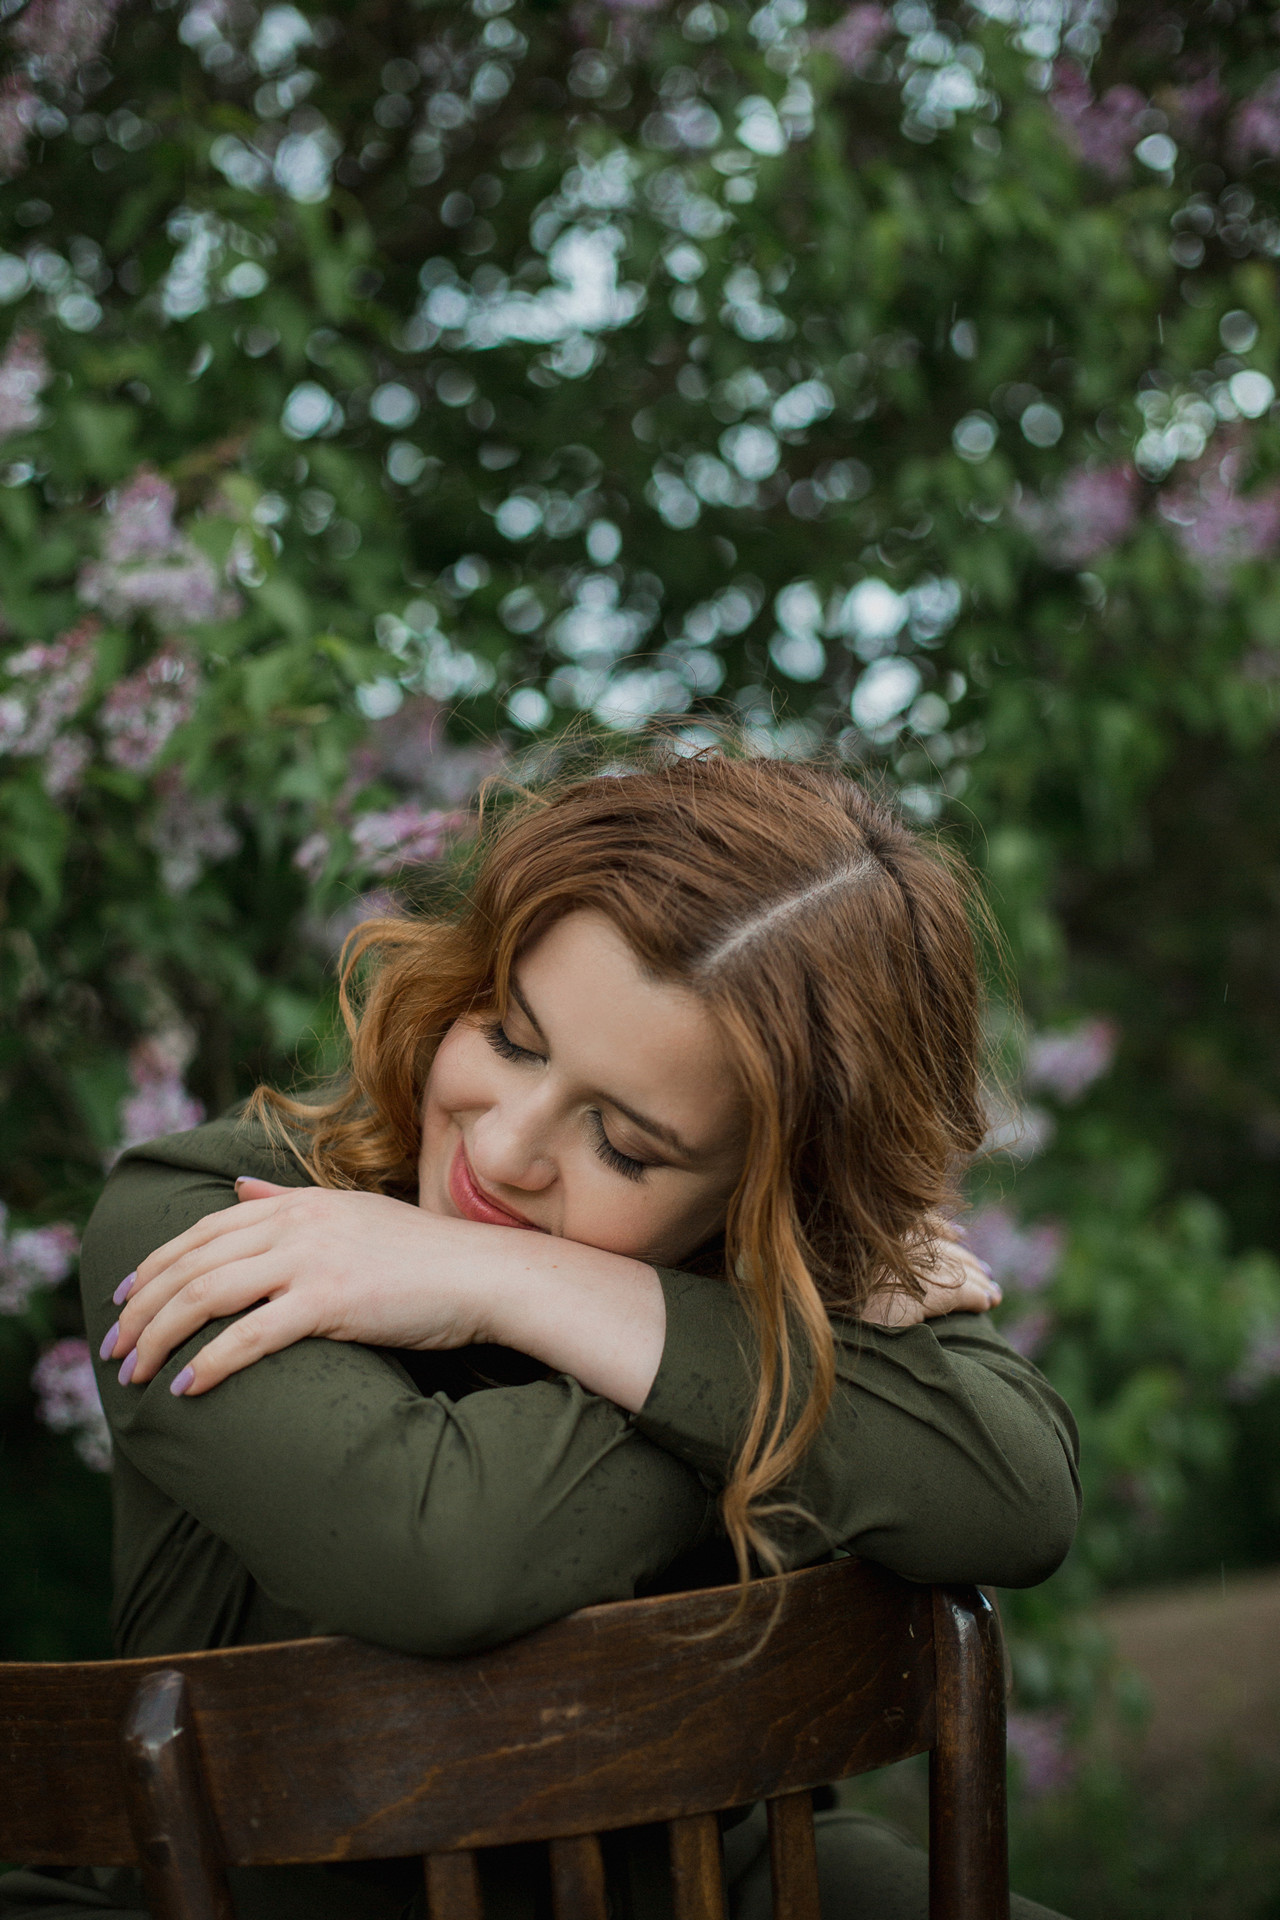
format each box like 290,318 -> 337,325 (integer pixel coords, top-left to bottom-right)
468,1084 -> 558,1194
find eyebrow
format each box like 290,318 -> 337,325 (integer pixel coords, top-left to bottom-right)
508,976 -> 697,1161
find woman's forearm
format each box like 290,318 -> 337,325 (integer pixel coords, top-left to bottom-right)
478,1234 -> 666,1412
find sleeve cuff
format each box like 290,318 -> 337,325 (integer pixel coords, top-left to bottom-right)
632,1266 -> 757,1480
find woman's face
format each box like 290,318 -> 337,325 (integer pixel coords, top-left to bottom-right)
418,910 -> 746,1266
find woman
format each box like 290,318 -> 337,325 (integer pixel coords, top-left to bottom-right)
1,753 -> 1078,1920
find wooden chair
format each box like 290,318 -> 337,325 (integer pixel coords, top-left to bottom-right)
0,1557 -> 1009,1920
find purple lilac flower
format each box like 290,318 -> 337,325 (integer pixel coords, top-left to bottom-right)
1006,1710 -> 1076,1799
100,641 -> 200,772
1160,470 -> 1280,571
0,329 -> 52,442
1051,63 -> 1147,180
1169,70 -> 1227,140
349,803 -> 460,875
0,1208 -> 79,1315
1242,646 -> 1280,684
818,5 -> 891,73
980,1099 -> 1055,1161
0,74 -> 39,177
310,887 -> 402,960
11,0 -> 122,86
103,470 -> 181,565
31,1338 -> 111,1472
1017,465 -> 1139,568
146,769 -> 241,893
1227,1320 -> 1280,1401
1,619 -> 97,759
1001,1309 -> 1053,1360
43,728 -> 91,798
79,468 -> 239,628
112,1031 -> 205,1159
293,830 -> 331,883
1025,1018 -> 1119,1103
964,1206 -> 1063,1294
344,694 -> 501,809
1229,72 -> 1280,168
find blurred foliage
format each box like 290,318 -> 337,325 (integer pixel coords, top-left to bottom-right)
4,0 -> 1280,1777
843,1744 -> 1280,1920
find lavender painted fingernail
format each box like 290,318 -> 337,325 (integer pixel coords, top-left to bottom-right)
99,1321 -> 119,1361
976,1259 -> 993,1278
113,1271 -> 136,1306
118,1350 -> 138,1386
170,1366 -> 195,1397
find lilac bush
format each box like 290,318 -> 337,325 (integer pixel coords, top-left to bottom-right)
0,0 -> 1279,1775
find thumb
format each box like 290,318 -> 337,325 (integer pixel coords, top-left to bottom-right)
233,1175 -> 294,1202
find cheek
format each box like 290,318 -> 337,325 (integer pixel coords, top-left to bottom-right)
419,1026 -> 492,1186
560,1174 -> 728,1267
424,1023 -> 490,1120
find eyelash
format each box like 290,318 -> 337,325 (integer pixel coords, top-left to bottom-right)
484,1021 -> 539,1066
587,1109 -> 648,1184
483,1022 -> 650,1184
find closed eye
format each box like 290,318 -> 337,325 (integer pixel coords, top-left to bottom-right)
588,1110 -> 650,1183
484,1021 -> 543,1065
486,1019 -> 653,1182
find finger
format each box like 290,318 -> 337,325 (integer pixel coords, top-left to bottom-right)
946,1274 -> 1000,1315
133,1194 -> 292,1293
234,1177 -> 295,1202
112,1223 -> 278,1359
120,1254 -> 294,1385
165,1297 -> 323,1397
860,1287 -> 926,1330
931,1243 -> 998,1295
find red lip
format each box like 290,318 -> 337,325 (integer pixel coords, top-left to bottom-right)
449,1141 -> 542,1231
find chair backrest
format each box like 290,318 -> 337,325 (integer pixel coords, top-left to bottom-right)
0,1558 -> 1009,1920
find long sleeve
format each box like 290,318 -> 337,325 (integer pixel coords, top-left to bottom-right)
81,1129 -> 712,1658
636,1267 -> 1081,1588
83,1114 -> 1079,1670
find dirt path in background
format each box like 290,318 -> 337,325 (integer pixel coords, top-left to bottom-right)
1099,1568 -> 1280,1784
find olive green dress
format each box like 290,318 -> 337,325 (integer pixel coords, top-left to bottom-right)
0,1116 -> 1079,1920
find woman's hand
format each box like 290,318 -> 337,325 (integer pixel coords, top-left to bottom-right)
861,1224 -> 1000,1330
100,1179 -> 512,1396
100,1176 -> 667,1410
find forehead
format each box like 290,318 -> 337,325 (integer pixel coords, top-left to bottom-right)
515,912 -> 741,1151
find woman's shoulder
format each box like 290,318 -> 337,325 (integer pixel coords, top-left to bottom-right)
110,1106 -> 316,1189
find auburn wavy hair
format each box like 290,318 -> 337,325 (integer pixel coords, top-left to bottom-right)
255,751 -> 988,1580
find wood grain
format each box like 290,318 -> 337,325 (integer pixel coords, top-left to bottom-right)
0,1558 -> 936,1867
928,1587 -> 1010,1920
669,1812 -> 727,1920
767,1791 -> 820,1920
425,1850 -> 484,1920
120,1669 -> 235,1920
548,1832 -> 608,1920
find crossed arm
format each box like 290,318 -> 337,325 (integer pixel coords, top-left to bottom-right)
84,1126 -> 1077,1657
101,1177 -> 1002,1407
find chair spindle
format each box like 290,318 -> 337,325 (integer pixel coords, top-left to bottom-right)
767,1790 -> 821,1920
549,1832 -> 609,1920
120,1668 -> 235,1920
425,1849 -> 485,1920
668,1812 -> 727,1920
929,1587 -> 1010,1920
